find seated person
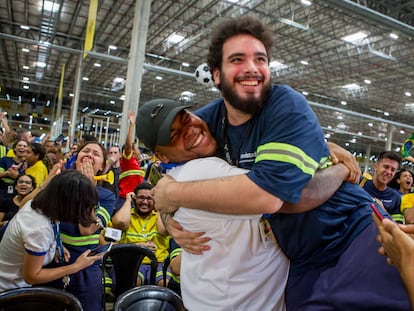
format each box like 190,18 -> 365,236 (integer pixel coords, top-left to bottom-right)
111,181 -> 170,286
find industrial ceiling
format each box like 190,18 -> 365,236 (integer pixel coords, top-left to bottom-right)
1,0 -> 414,157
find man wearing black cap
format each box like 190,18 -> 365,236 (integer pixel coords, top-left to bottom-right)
136,98 -> 354,310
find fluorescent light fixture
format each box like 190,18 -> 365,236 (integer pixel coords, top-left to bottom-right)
358,132 -> 362,136
341,31 -> 368,44
389,33 -> 399,40
110,100 -> 115,104
113,77 -> 124,83
23,85 -> 29,89
167,33 -> 185,44
340,101 -> 347,105
400,130 -> 405,134
269,60 -> 288,71
44,1 -> 60,12
35,61 -> 46,68
94,63 -> 101,67
383,112 -> 389,116
301,0 -> 312,6
82,77 -> 89,81
120,95 -> 125,101
22,65 -> 30,70
368,122 -> 373,127
300,60 -> 309,65
405,92 -> 412,97
364,79 -> 371,84
278,17 -> 309,31
69,93 -> 74,97
342,83 -> 360,90
32,98 -> 35,103
108,45 -> 117,50
302,91 -> 309,96
155,76 -> 163,80
337,115 -> 343,120
182,62 -> 190,67
23,77 -> 29,81
46,100 -> 50,106
20,25 -> 30,30
22,48 -> 30,53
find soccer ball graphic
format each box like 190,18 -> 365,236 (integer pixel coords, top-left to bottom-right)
194,63 -> 213,86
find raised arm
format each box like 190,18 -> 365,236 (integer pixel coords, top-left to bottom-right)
124,111 -> 136,156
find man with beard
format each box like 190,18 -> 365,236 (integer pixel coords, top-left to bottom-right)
362,150 -> 404,223
152,14 -> 411,310
111,181 -> 170,286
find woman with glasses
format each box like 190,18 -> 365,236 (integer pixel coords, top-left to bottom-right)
0,168 -> 103,292
40,141 -> 115,311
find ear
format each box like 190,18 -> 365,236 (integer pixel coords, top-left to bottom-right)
154,152 -> 169,164
212,68 -> 220,86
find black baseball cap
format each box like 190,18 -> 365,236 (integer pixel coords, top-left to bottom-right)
136,99 -> 192,151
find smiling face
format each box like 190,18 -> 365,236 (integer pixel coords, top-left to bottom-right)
14,140 -> 27,159
76,142 -> 106,174
154,110 -> 217,163
213,34 -> 272,117
374,158 -> 399,188
133,189 -> 154,217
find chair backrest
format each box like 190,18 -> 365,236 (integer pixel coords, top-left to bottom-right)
0,286 -> 83,311
102,243 -> 158,300
113,285 -> 186,311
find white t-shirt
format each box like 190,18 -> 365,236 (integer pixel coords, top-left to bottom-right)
0,201 -> 56,291
169,157 -> 289,311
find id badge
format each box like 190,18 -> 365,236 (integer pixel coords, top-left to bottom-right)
7,185 -> 13,194
259,218 -> 277,248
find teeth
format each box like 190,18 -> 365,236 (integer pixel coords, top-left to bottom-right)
192,134 -> 202,148
240,80 -> 258,86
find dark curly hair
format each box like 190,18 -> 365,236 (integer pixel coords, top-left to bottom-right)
207,14 -> 273,75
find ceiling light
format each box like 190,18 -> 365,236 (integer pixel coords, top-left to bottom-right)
368,122 -> 373,127
113,77 -> 124,83
120,95 -> 125,101
23,85 -> 29,89
94,63 -> 101,67
167,33 -> 185,44
69,93 -> 74,97
389,33 -> 399,40
269,61 -> 288,71
342,83 -> 360,90
35,61 -> 46,68
22,65 -> 30,70
400,130 -> 405,134
20,25 -> 30,30
301,0 -> 312,6
341,31 -> 368,44
383,112 -> 389,116
82,77 -> 89,81
364,79 -> 371,84
23,77 -> 29,81
22,48 -> 30,53
110,100 -> 115,105
43,1 -> 60,12
405,92 -> 412,97
108,45 -> 117,50
340,101 -> 347,105
182,62 -> 190,67
155,76 -> 163,80
302,91 -> 309,96
300,60 -> 309,65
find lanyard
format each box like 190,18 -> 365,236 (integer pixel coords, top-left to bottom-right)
221,107 -> 254,166
51,220 -> 65,263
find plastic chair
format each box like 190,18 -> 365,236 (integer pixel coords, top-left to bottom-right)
0,286 -> 83,311
113,285 -> 186,311
102,243 -> 158,310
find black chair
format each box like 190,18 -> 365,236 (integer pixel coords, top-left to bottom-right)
102,243 -> 158,310
0,286 -> 83,311
113,285 -> 186,311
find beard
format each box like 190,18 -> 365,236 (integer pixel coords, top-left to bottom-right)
220,72 -> 272,115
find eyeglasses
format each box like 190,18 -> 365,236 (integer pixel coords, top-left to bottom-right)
136,195 -> 154,201
17,180 -> 32,185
